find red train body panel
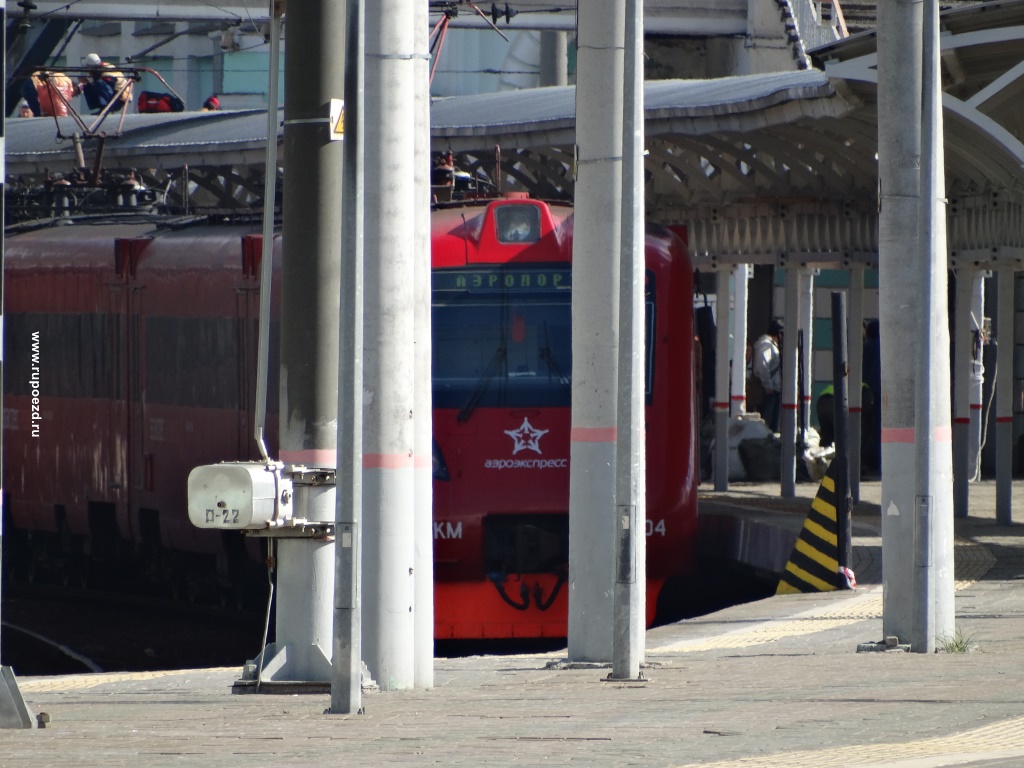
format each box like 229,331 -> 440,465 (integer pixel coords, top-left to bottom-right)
3,197 -> 697,638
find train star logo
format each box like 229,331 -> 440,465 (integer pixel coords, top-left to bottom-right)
504,418 -> 548,455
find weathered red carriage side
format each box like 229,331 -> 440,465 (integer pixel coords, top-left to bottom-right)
3,219 -> 279,591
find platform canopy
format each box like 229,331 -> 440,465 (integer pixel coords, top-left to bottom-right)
431,0 -> 1024,269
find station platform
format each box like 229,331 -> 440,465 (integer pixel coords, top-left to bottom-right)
6,479 -> 1024,768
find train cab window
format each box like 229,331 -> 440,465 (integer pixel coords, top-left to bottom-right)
495,205 -> 540,244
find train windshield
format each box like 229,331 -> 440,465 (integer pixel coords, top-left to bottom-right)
432,266 -> 654,417
433,267 -> 572,415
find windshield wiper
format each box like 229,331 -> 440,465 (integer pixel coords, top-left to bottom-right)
539,322 -> 571,396
457,337 -> 507,423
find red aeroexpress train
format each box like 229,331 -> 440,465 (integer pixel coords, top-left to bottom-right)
2,196 -> 698,639
430,197 -> 698,638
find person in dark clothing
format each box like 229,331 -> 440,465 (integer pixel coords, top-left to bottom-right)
78,52 -> 131,113
20,76 -> 41,116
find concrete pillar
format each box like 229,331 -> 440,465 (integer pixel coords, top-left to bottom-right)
714,269 -> 731,490
877,0 -> 923,645
266,0 -> 344,684
362,0 -> 418,689
848,267 -> 864,502
799,270 -> 814,436
331,0 -> 364,716
780,268 -> 802,497
968,274 -> 986,479
996,268 -> 1014,524
540,31 -> 568,87
569,0 -> 645,669
953,269 -> 973,518
731,264 -> 750,417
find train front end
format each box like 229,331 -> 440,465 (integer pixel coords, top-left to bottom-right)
430,198 -> 698,640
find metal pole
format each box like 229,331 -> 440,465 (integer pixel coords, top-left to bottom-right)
911,0 -> 955,652
0,0 -> 34,729
831,292 -> 852,576
969,273 -> 986,481
331,0 -> 365,716
610,0 -> 645,681
877,0 -> 922,644
269,0 -> 345,683
412,0 -> 435,690
713,269 -> 731,490
254,11 -> 282,464
848,267 -> 864,502
731,265 -> 749,417
966,278 -> 983,481
539,31 -> 568,87
953,268 -> 972,518
996,268 -> 1014,524
780,268 -> 801,497
362,0 -> 417,688
569,0 -> 626,663
799,271 -> 815,435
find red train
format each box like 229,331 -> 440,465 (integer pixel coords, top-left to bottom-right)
2,196 -> 698,639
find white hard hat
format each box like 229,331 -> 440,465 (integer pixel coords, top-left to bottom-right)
83,52 -> 103,67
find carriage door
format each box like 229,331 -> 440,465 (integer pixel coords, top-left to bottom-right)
113,238 -> 150,542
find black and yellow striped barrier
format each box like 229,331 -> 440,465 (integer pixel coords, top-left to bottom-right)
776,460 -> 850,594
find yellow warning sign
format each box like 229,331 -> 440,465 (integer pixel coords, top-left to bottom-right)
776,460 -> 844,594
329,98 -> 344,141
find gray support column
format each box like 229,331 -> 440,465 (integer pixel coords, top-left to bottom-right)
610,0 -> 645,680
363,0 -> 418,689
331,0 -> 364,716
877,0 -> 922,645
272,0 -> 344,683
540,31 -> 568,87
953,269 -> 972,518
412,0 -> 434,690
798,270 -> 815,435
730,265 -> 749,417
0,0 -> 34,729
910,0 -> 955,652
996,268 -> 1014,524
569,0 -> 627,663
780,268 -> 801,497
848,267 -> 865,502
714,269 -> 731,490
969,274 -> 986,480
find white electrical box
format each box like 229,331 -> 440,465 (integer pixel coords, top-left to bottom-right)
188,462 -> 291,530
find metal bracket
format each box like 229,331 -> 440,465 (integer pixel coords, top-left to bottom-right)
247,522 -> 335,539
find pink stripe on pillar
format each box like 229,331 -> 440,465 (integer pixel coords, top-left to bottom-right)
571,426 -> 618,443
280,449 -> 337,466
882,428 -> 915,444
363,453 -> 415,469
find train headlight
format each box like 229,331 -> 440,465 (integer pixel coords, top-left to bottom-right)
432,439 -> 450,481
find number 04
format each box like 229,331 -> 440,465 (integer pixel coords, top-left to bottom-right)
646,519 -> 666,536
